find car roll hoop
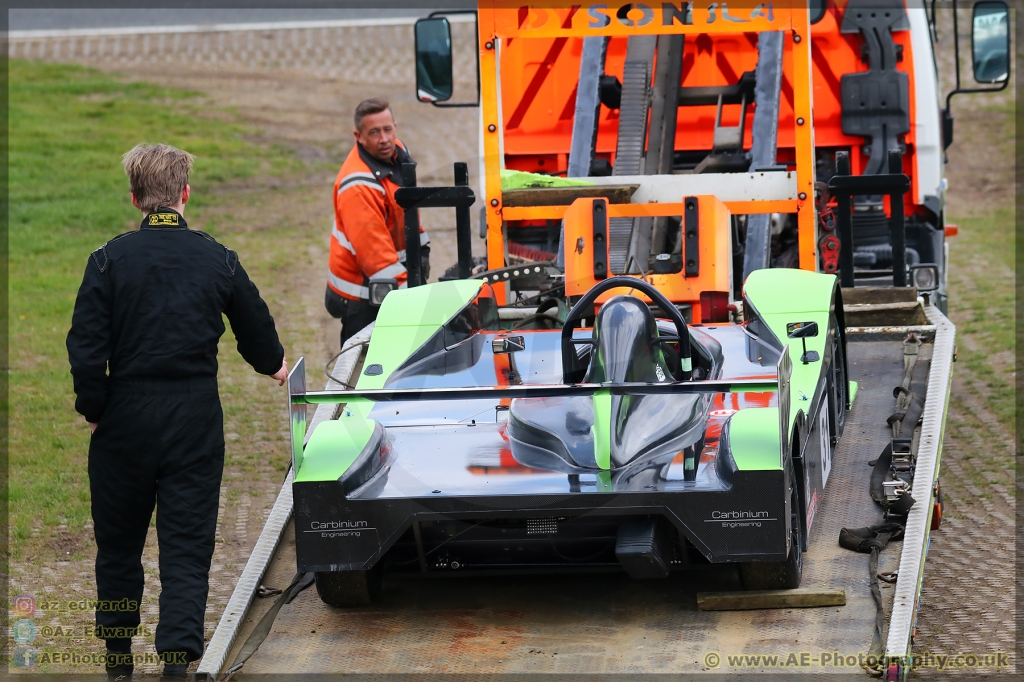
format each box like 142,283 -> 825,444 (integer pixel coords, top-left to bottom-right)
560,276 -> 692,384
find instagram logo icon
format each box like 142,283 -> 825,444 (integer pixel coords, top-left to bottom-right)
13,594 -> 35,618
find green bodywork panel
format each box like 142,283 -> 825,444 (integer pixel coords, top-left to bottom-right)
358,279 -> 485,389
743,269 -> 836,370
294,403 -> 376,483
725,407 -> 782,470
741,269 -> 838,468
743,268 -> 837,316
849,381 -> 858,405
591,390 -> 612,470
298,280 -> 484,482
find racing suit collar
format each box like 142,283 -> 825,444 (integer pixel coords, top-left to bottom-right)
140,207 -> 188,230
357,141 -> 413,187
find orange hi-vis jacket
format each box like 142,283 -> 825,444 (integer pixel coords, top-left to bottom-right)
328,140 -> 429,300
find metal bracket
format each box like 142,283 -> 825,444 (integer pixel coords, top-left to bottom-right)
839,0 -> 911,177
829,150 -> 910,287
684,196 -> 699,278
395,164 -> 477,283
593,199 -> 608,280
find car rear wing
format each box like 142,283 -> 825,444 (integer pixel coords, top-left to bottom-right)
287,347 -> 794,474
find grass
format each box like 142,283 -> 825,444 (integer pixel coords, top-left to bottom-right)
7,59 -> 304,559
941,204 -> 1016,497
935,90 -> 1017,522
945,208 -> 1015,430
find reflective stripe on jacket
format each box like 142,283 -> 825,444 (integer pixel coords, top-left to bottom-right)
328,141 -> 429,300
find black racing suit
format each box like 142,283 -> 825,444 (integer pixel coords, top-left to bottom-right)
66,207 -> 284,668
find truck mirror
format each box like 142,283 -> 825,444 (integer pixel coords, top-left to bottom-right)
786,321 -> 819,339
971,1 -> 1009,84
414,18 -> 454,102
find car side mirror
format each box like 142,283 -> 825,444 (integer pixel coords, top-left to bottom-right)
786,321 -> 819,339
414,18 -> 454,102
492,335 -> 525,355
368,277 -> 398,307
787,321 -> 819,365
972,1 -> 1009,84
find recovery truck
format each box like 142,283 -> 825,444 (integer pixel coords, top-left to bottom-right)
195,2 -> 1007,680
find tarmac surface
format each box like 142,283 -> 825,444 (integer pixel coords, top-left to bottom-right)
8,7 -> 456,32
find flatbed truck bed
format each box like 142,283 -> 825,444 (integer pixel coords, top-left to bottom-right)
195,302 -> 952,680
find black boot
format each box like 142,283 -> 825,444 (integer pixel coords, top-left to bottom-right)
161,663 -> 189,680
104,643 -> 133,681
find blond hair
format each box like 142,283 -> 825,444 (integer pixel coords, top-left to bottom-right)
121,144 -> 195,213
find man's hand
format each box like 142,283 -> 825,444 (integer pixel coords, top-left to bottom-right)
88,421 -> 97,433
271,357 -> 289,386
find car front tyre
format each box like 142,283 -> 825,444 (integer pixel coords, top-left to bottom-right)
314,566 -> 383,607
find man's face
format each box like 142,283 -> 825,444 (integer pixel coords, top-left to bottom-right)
354,109 -> 397,163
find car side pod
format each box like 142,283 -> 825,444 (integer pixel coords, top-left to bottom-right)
616,516 -> 674,579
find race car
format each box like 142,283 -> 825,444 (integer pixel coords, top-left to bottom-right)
288,269 -> 849,606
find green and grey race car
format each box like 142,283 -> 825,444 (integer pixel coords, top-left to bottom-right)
288,269 -> 849,606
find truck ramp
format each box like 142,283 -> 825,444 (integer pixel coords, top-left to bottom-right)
201,333 -> 937,677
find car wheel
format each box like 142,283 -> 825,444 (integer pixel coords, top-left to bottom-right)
314,566 -> 383,607
830,316 -> 848,434
739,459 -> 803,590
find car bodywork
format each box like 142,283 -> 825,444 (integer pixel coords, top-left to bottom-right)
289,268 -> 848,582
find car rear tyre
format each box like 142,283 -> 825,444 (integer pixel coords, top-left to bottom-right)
314,566 -> 383,607
830,316 -> 848,433
738,461 -> 803,590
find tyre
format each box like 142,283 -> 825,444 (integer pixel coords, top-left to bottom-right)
314,566 -> 383,607
739,460 -> 803,590
830,317 -> 848,434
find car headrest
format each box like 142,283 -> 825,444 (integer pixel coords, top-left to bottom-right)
585,295 -> 669,384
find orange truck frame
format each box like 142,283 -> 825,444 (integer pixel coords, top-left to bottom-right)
414,0 -> 1009,315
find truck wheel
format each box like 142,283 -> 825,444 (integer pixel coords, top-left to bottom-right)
314,567 -> 382,607
739,462 -> 803,590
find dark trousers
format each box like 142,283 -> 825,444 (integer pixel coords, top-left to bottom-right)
89,377 -> 224,665
325,286 -> 377,347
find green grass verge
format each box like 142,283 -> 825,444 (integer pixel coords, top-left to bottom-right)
946,207 -> 1015,431
8,60 -> 302,557
941,205 -> 1016,501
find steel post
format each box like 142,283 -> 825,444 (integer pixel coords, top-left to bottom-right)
742,31 -> 784,283
566,36 -> 608,178
888,150 -> 907,287
402,162 -> 422,287
835,152 -> 856,287
454,162 -> 473,279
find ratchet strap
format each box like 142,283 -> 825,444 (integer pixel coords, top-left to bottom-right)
839,523 -> 906,677
222,572 -> 315,679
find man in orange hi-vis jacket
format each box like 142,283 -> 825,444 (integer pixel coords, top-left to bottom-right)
325,97 -> 430,346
